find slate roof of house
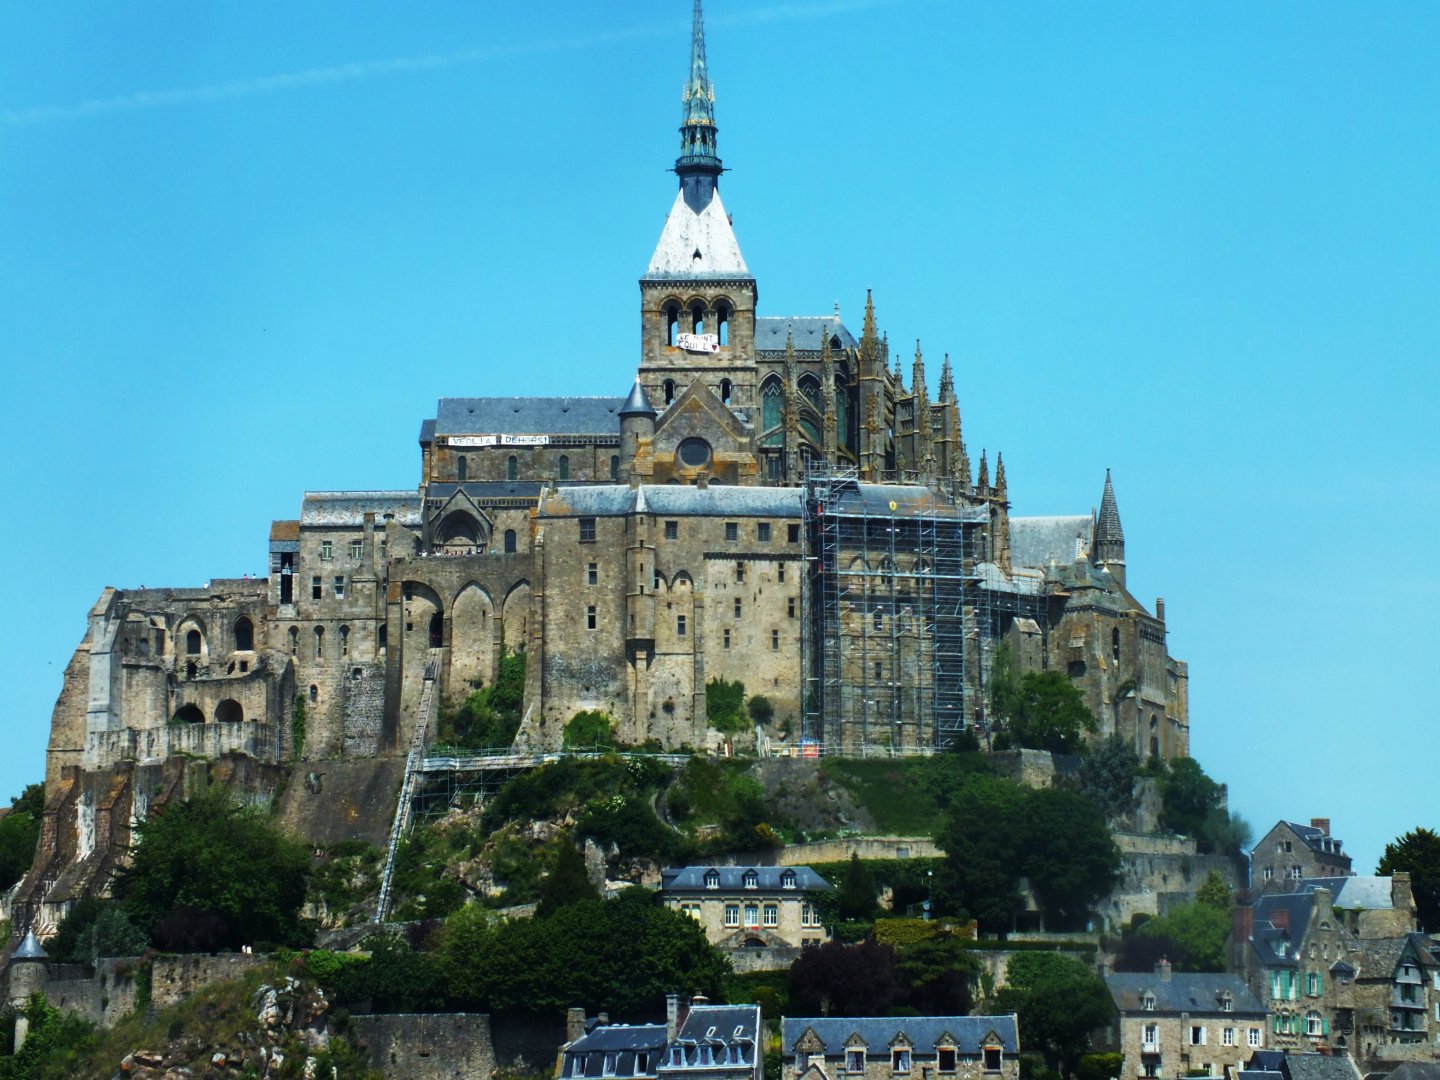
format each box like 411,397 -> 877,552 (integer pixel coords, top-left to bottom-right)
433,397 -> 626,436
660,866 -> 831,893
1280,1054 -> 1363,1080
425,482 -> 545,501
644,188 -> 751,280
754,316 -> 857,353
782,1016 -> 1020,1055
538,484 -> 804,519
419,418 -> 436,445
1009,516 -> 1092,569
564,1023 -> 668,1079
1349,933 -> 1439,980
1105,972 -> 1266,1016
300,492 -> 422,527
1384,1064 -> 1440,1080
1249,891 -> 1317,968
673,1003 -> 762,1047
1301,876 -> 1391,909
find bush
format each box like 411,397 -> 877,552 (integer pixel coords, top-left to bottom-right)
706,678 -> 748,734
564,710 -> 618,751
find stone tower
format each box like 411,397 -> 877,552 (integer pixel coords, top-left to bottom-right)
1093,468 -> 1126,587
638,0 -> 758,414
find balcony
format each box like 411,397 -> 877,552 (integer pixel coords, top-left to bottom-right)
1141,1042 -> 1161,1055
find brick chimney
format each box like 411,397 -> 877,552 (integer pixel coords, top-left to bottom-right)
1311,818 -> 1330,837
566,1007 -> 586,1044
1156,958 -> 1173,981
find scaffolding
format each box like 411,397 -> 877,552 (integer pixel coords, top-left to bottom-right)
801,465 -> 992,755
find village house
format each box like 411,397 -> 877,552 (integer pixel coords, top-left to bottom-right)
659,866 -> 832,949
781,1015 -> 1020,1080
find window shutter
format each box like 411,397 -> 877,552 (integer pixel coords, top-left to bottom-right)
1316,974 -> 1323,995
1322,1018 -> 1330,1036
1271,1016 -> 1280,1034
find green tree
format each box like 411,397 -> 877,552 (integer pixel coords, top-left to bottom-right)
1116,874 -> 1232,973
111,789 -> 311,950
1157,758 -> 1223,847
536,837 -> 600,917
1005,672 -> 1098,756
746,695 -> 774,726
0,993 -> 95,1080
788,939 -> 902,1017
1378,827 -> 1440,933
896,934 -> 978,1015
837,853 -> 877,921
0,784 -> 44,891
936,776 -> 1026,932
1200,808 -> 1252,856
706,678 -> 748,734
1021,788 -> 1121,930
995,952 -> 1114,1075
1077,736 -> 1141,821
563,710 -> 617,750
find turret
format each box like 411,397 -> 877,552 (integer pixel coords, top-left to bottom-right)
619,379 -> 657,485
1093,468 -> 1126,586
9,930 -> 49,1051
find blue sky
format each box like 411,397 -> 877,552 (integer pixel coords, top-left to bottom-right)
2,1 -> 1434,873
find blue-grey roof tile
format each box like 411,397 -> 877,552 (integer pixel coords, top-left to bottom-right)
301,492 -> 422,527
1105,972 -> 1266,1016
660,866 -> 832,893
435,397 -> 625,435
782,1016 -> 1019,1056
755,317 -> 857,353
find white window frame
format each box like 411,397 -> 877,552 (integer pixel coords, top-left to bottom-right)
1247,1028 -> 1261,1048
892,1049 -> 911,1073
846,1050 -> 866,1074
724,904 -> 739,927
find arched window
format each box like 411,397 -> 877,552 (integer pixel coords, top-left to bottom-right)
558,455 -> 570,481
174,703 -> 204,724
720,378 -> 732,404
716,301 -> 730,345
313,626 -> 324,658
507,455 -> 518,481
185,629 -> 202,655
215,699 -> 243,724
691,302 -> 705,334
664,379 -> 676,404
340,625 -> 350,657
666,303 -> 679,347
234,617 -> 254,651
457,455 -> 468,482
1112,626 -> 1121,660
504,529 -> 517,553
610,455 -> 619,481
760,379 -> 784,445
378,624 -> 387,651
836,374 -> 850,446
799,373 -> 822,408
288,626 -> 299,655
309,684 -> 318,704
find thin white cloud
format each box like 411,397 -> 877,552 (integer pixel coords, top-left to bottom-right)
2,0 -> 915,128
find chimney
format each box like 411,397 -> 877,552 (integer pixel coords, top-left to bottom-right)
691,993 -> 709,1007
598,1012 -> 609,1027
1231,904 -> 1254,972
1156,597 -> 1165,622
567,1007 -> 587,1044
667,992 -> 681,1043
1311,818 -> 1330,837
1156,958 -> 1173,981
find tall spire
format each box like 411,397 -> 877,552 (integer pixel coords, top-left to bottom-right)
676,0 -> 722,211
939,354 -> 955,403
1094,468 -> 1126,582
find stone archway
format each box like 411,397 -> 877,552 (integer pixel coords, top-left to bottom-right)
451,583 -> 497,689
501,581 -> 530,653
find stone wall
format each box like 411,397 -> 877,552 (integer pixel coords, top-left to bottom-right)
343,662 -> 387,756
728,944 -> 802,973
710,836 -> 942,866
351,1013 -> 496,1080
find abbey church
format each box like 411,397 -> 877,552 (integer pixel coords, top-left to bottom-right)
24,2 -> 1187,931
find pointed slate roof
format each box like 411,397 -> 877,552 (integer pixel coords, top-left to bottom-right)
13,929 -> 48,960
1096,468 -> 1124,546
644,187 -> 750,279
620,378 -> 657,419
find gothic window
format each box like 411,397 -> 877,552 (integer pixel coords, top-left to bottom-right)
720,378 -> 732,403
799,373 -> 822,408
610,455 -> 619,481
664,379 -> 676,404
558,454 -> 570,481
666,304 -> 679,347
507,455 -> 518,481
339,625 -> 350,656
760,378 -> 784,446
691,302 -> 705,334
313,626 -> 324,659
716,300 -> 730,345
504,529 -> 517,553
457,455 -> 467,482
288,626 -> 299,654
185,629 -> 202,655
309,683 -> 318,703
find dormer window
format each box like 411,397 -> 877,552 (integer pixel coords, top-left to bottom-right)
705,869 -> 720,890
781,870 -> 797,890
1142,993 -> 1156,1012
743,869 -> 758,889
1219,992 -> 1234,1012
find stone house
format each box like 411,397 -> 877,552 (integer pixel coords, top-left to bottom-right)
780,1016 -> 1019,1080
1104,961 -> 1267,1080
1235,1050 -> 1362,1080
1251,822 -> 1353,892
1348,932 -> 1440,1064
659,865 -> 831,949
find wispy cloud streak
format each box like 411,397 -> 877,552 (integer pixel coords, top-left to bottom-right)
2,0 -> 914,128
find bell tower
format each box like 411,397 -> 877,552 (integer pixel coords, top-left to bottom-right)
638,0 -> 758,414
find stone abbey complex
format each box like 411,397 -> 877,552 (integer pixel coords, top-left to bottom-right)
22,3 -> 1188,931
